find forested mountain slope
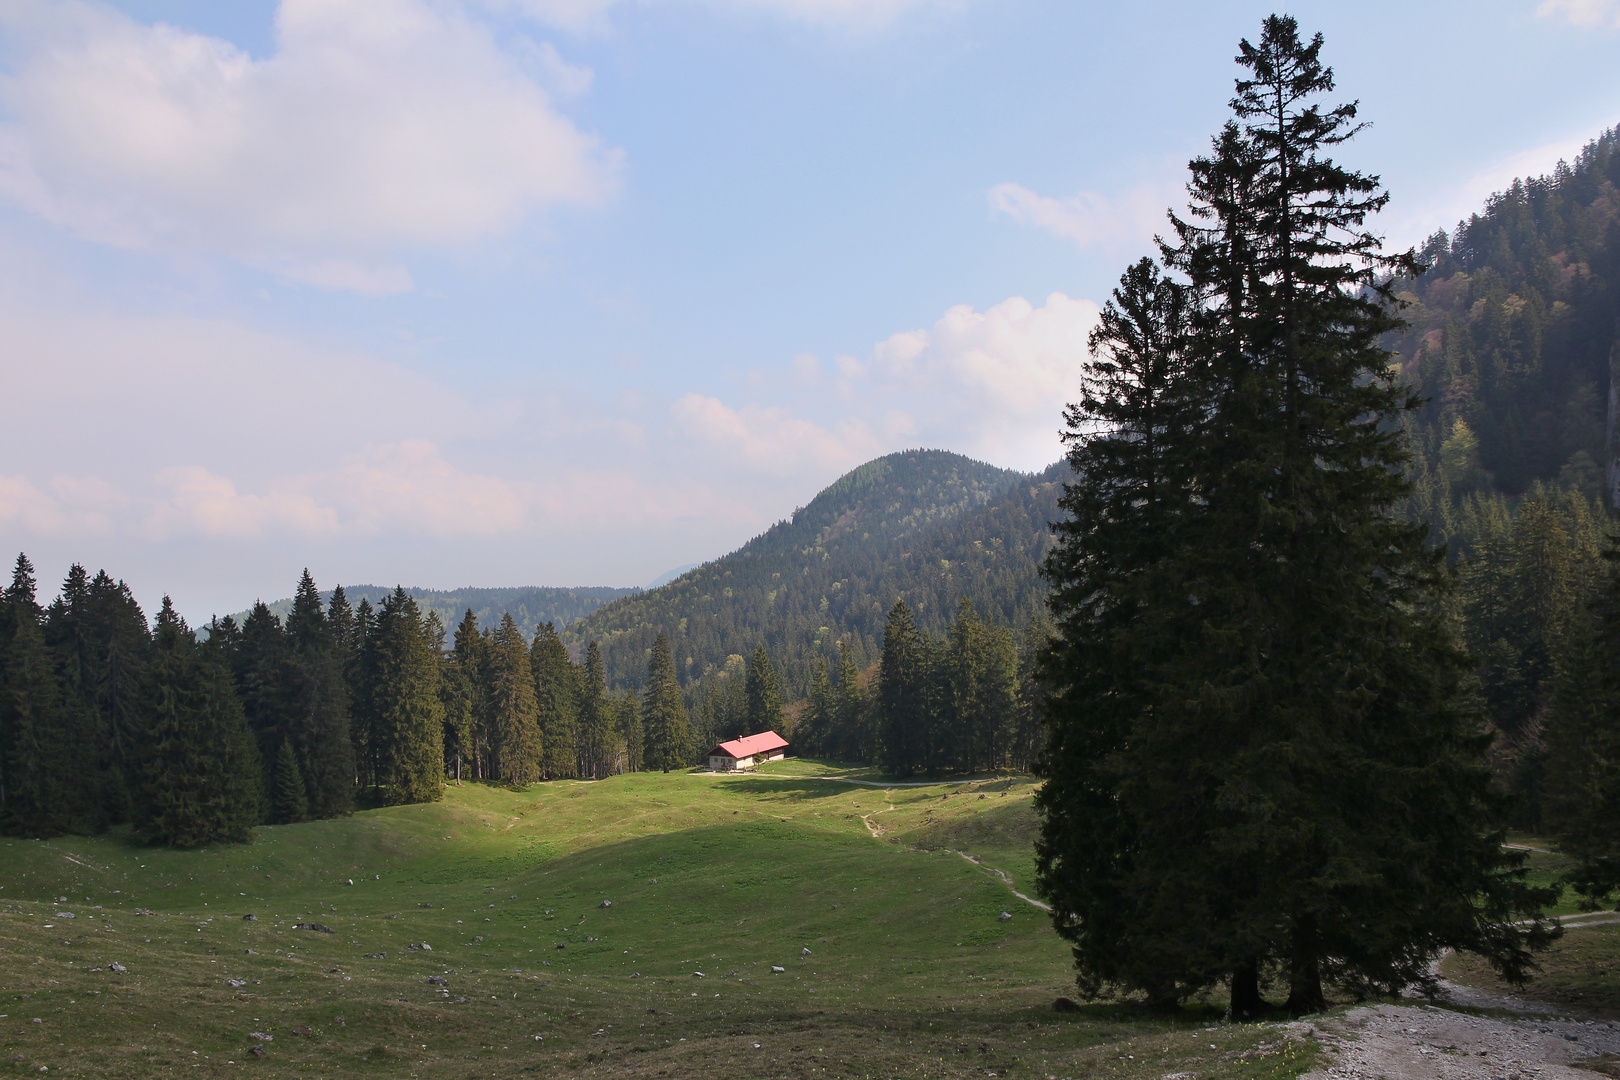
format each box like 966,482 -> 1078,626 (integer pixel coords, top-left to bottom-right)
561,449 -> 1063,699
1392,127 -> 1619,541
239,584 -> 636,641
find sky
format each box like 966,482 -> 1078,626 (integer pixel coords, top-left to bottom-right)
0,0 -> 1617,622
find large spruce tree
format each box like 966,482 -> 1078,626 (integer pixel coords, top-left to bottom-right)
488,614 -> 542,786
0,555 -> 96,837
744,645 -> 783,734
442,609 -> 486,781
133,598 -> 261,846
531,622 -> 578,780
876,601 -> 931,777
576,641 -> 613,778
367,588 -> 444,804
284,571 -> 355,818
1037,16 -> 1556,1015
641,633 -> 691,772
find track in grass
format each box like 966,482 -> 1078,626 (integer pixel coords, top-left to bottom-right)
0,764 -> 1317,1078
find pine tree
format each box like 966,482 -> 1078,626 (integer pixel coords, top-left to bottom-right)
233,601 -> 290,810
799,660 -> 834,757
133,598 -> 261,847
641,634 -> 691,772
488,614 -> 541,786
284,570 -> 354,818
615,689 -> 643,773
1037,16 -> 1556,1015
368,588 -> 444,804
946,600 -> 1018,773
270,739 -> 309,824
441,610 -> 486,781
832,641 -> 868,763
531,622 -> 577,780
1545,549 -> 1620,903
0,555 -> 92,837
877,601 -> 931,778
576,642 -> 612,779
744,645 -> 783,734
349,597 -> 379,790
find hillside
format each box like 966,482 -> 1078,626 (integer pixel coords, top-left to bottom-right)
560,449 -> 1064,698
1390,127 -> 1619,540
237,584 -> 638,640
0,765 -> 1313,1079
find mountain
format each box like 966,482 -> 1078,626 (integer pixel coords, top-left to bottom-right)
560,449 -> 1064,699
645,564 -> 700,590
234,584 -> 638,640
1389,127 -> 1620,543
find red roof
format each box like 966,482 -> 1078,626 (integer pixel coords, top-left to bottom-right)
709,731 -> 789,759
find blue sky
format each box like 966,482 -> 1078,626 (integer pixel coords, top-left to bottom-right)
1,0 -> 1617,621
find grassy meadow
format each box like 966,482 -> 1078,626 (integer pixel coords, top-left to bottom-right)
0,761 -> 1318,1079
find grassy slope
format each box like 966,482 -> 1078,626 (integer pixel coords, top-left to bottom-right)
0,767 -> 1316,1080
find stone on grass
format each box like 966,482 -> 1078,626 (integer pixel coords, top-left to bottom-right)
1053,997 -> 1079,1013
426,976 -> 447,986
249,1045 -> 265,1058
770,966 -> 785,974
599,900 -> 612,908
998,912 -> 1012,922
242,914 -> 257,922
801,947 -> 811,955
226,979 -> 246,988
107,962 -> 127,973
248,1032 -> 272,1042
294,922 -> 335,934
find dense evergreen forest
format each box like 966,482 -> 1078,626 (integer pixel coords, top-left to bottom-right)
237,584 -> 636,643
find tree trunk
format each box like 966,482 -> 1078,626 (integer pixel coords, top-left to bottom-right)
1230,960 -> 1262,1018
1285,954 -> 1325,1015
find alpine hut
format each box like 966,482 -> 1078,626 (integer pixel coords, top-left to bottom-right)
707,731 -> 789,771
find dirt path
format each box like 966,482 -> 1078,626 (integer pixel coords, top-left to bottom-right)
950,850 -> 1051,912
1302,971 -> 1620,1079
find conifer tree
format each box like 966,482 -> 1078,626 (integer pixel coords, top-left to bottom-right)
284,570 -> 354,818
877,601 -> 931,778
1545,550 -> 1620,903
799,660 -> 834,757
576,642 -> 612,779
488,614 -> 541,786
80,570 -> 150,822
744,645 -> 783,733
833,641 -> 868,762
270,739 -> 309,824
0,555 -> 92,837
233,601 -> 290,807
349,598 -> 379,790
946,600 -> 1018,773
1037,15 -> 1556,1015
641,633 -> 691,772
367,588 -> 444,804
133,598 -> 261,846
615,689 -> 643,773
441,610 -> 485,781
531,622 -> 577,779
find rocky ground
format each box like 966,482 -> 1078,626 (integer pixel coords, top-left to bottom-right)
1301,979 -> 1620,1079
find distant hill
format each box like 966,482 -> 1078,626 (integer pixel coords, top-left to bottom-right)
1390,127 -> 1620,541
235,584 -> 639,640
561,449 -> 1064,698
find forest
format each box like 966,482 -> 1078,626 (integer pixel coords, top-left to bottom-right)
0,554 -> 1043,845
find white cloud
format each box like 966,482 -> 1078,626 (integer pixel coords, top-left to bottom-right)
989,180 -> 1178,251
671,394 -> 885,477
1536,0 -> 1620,28
1378,133 -> 1599,249
674,291 -> 1099,478
0,474 -> 111,537
479,0 -> 946,32
0,0 -> 619,291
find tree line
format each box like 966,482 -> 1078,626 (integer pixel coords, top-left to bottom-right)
0,561 -> 702,845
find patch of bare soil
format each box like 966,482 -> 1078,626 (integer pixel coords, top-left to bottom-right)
1303,979 -> 1620,1080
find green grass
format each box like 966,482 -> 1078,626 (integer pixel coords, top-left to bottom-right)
0,768 -> 1319,1079
1442,919 -> 1620,1016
